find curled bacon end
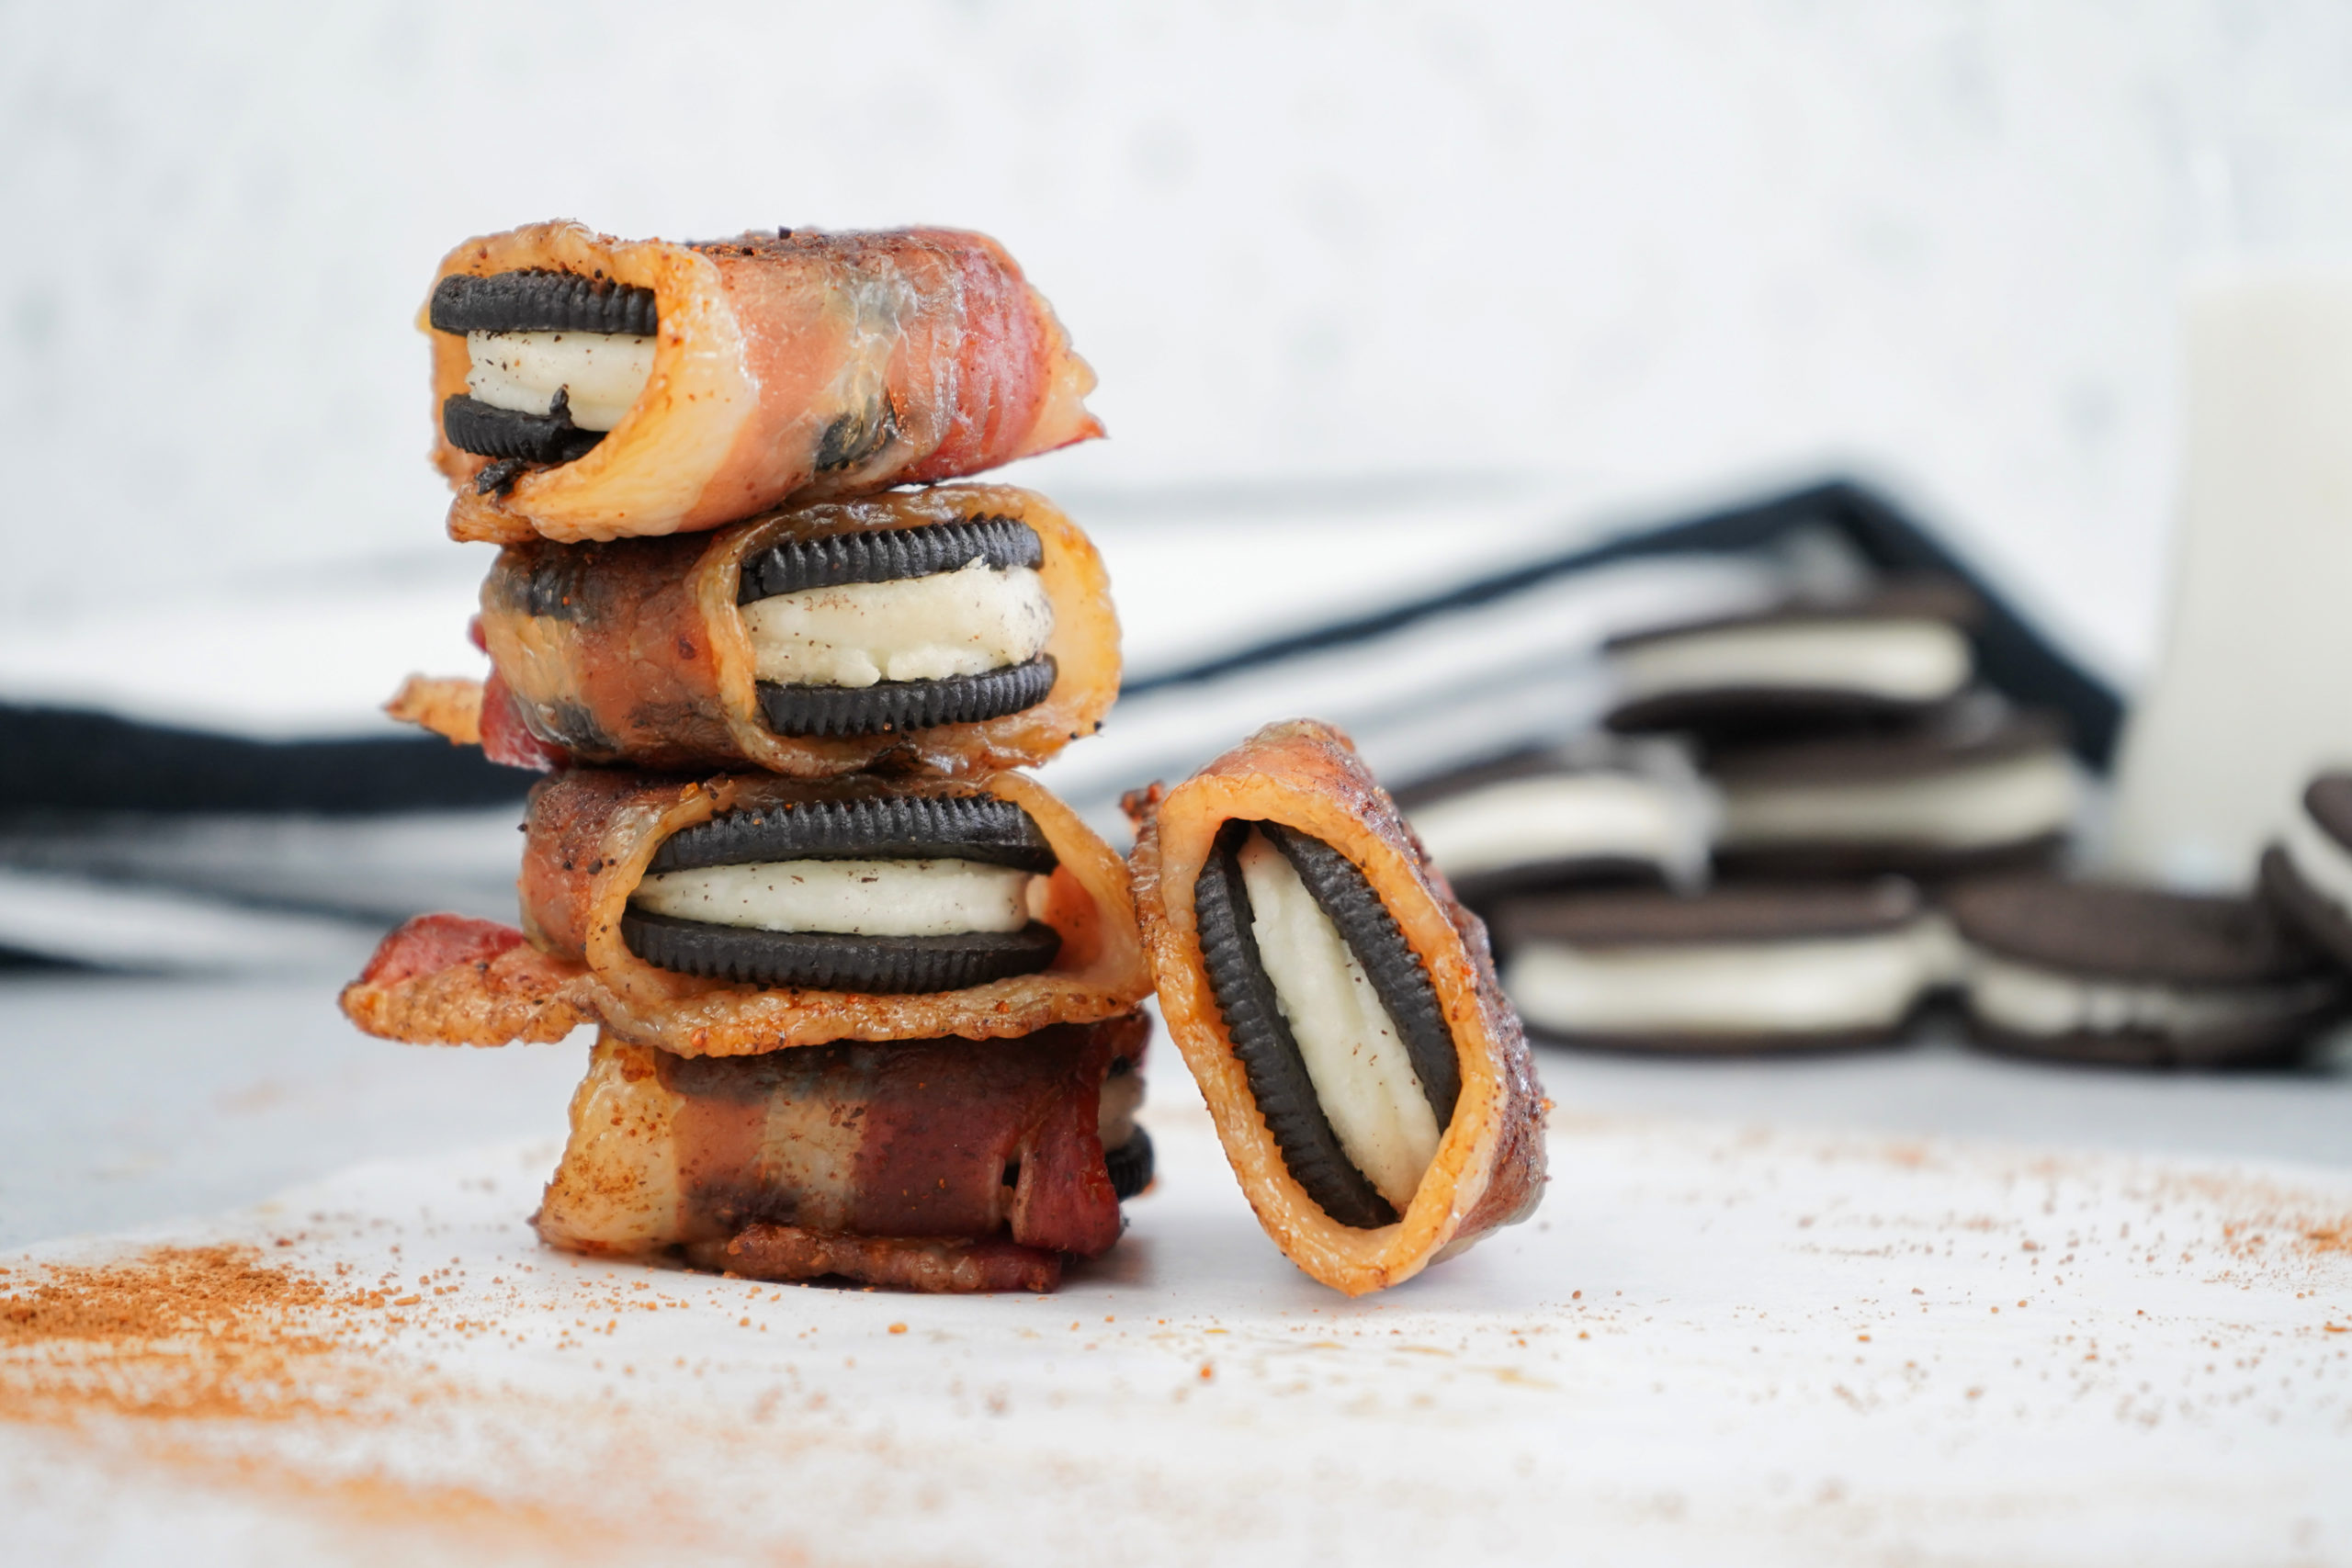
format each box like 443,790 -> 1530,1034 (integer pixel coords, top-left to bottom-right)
478,670 -> 571,772
684,1226 -> 1063,1294
356,911 -> 525,987
384,674 -> 485,748
341,912 -> 592,1047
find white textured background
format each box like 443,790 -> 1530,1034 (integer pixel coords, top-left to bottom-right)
6,1 -> 2352,682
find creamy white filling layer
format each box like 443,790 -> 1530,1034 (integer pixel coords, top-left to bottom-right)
1504,925 -> 1939,1036
1718,750 -> 2079,850
466,331 -> 656,431
1613,619 -> 1971,704
741,561 -> 1055,688
1406,773 -> 1706,886
2282,806 -> 2352,919
1098,1070 -> 1146,1150
629,859 -> 1035,937
1236,829 -> 1442,1212
1966,949 -> 2337,1040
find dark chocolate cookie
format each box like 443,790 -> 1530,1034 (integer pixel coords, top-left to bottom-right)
647,795 -> 1058,875
621,911 -> 1061,992
756,657 -> 1057,738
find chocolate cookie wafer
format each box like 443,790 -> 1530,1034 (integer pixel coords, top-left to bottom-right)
1950,876 -> 2346,1068
2259,772 -> 2352,973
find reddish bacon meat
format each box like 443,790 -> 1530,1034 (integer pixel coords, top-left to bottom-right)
428,222 -> 1102,545
339,768 -> 1150,1055
533,1017 -> 1141,1291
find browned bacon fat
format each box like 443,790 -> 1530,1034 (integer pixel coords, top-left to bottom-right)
416,485 -> 1118,780
342,768 -> 1150,1055
425,221 -> 1100,543
536,1016 -> 1144,1292
1125,720 -> 1547,1296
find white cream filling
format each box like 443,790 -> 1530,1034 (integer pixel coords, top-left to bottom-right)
1717,750 -> 2079,850
1613,619 -> 1971,704
1235,829 -> 1442,1212
628,859 -> 1035,937
1504,925 -> 1939,1036
2281,806 -> 2352,919
1407,773 -> 1706,886
1098,1070 -> 1146,1150
466,331 -> 656,432
1966,949 -> 2338,1040
741,560 -> 1055,688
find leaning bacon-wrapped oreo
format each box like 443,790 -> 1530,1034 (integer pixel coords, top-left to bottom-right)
535,1015 -> 1148,1292
341,768 -> 1149,1054
424,221 -> 1100,543
1125,719 -> 1547,1296
396,485 -> 1117,781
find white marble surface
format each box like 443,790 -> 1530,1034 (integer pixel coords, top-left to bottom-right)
4,983 -> 2349,1566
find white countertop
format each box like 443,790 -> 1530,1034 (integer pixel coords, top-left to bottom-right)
4,974 -> 2349,1565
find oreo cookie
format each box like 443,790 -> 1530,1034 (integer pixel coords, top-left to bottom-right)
429,269 -> 659,337
1704,703 -> 2075,880
756,656 -> 1057,738
1604,578 -> 1980,739
442,390 -> 605,466
1950,875 -> 2346,1069
1105,1126 -> 1155,1201
625,791 -> 1063,993
738,516 -> 1043,604
1392,741 -> 1710,910
647,795 -> 1058,875
2260,772 -> 2352,973
620,911 -> 1060,992
1495,880 -> 1943,1053
1193,821 -> 1399,1229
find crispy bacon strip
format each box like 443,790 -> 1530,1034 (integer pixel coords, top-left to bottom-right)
468,484 -> 1116,778
340,768 -> 1150,1055
1125,719 -> 1548,1296
427,222 -> 1101,544
341,914 -> 592,1045
685,1229 -> 1061,1293
534,1017 -> 1141,1290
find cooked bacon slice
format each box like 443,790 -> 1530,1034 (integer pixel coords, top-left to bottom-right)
427,222 -> 1101,544
685,1228 -> 1062,1293
447,484 -> 1116,779
340,768 -> 1149,1054
342,914 -> 592,1045
1125,719 -> 1548,1296
533,1016 -> 1141,1290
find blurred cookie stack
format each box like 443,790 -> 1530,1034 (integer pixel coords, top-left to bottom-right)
1404,573 -> 2350,1067
342,221 -> 1158,1292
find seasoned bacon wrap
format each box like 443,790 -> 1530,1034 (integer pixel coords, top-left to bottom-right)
341,768 -> 1150,1055
458,485 -> 1116,779
537,1017 -> 1143,1292
430,221 -> 1101,543
1125,720 -> 1547,1296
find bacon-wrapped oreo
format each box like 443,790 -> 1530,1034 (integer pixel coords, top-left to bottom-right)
536,1016 -> 1148,1292
425,221 -> 1100,543
400,486 -> 1116,781
1125,720 -> 1547,1296
341,768 -> 1149,1055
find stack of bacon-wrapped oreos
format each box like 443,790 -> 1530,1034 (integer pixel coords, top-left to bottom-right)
344,221 -> 1156,1293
